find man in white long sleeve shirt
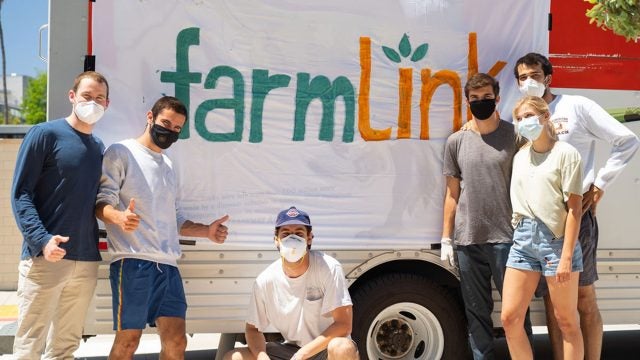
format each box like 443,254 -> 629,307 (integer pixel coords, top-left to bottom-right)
96,96 -> 230,360
514,52 -> 640,360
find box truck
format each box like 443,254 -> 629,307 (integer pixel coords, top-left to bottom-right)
3,0 -> 635,359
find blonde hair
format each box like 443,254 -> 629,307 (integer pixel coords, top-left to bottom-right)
512,96 -> 549,120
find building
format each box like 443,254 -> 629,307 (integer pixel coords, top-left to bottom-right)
0,74 -> 33,123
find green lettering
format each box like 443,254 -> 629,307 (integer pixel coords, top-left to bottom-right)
195,66 -> 244,142
160,27 -> 203,139
250,70 -> 291,143
294,73 -> 355,142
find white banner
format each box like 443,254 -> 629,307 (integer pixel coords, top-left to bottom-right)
92,0 -> 549,249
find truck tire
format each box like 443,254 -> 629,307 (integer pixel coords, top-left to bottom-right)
351,273 -> 469,360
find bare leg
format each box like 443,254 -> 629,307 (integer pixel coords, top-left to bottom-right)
501,268 -> 539,360
577,284 -> 603,360
543,294 -> 564,360
546,273 -> 583,360
109,329 -> 143,360
327,337 -> 359,360
223,347 -> 257,360
156,316 -> 187,360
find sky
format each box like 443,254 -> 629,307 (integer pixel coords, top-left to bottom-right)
1,0 -> 48,77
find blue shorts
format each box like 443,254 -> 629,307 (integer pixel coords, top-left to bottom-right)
507,218 -> 583,276
110,258 -> 187,331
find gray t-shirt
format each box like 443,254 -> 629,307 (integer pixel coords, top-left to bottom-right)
443,120 -> 519,246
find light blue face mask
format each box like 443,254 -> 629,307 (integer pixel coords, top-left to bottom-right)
517,115 -> 544,141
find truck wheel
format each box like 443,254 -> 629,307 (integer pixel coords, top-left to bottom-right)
351,273 -> 469,360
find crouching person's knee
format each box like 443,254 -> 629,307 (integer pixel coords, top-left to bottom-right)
327,337 -> 359,360
223,348 -> 248,360
222,349 -> 233,360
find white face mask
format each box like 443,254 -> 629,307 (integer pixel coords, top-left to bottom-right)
518,78 -> 546,97
278,234 -> 308,263
74,100 -> 105,125
517,115 -> 544,141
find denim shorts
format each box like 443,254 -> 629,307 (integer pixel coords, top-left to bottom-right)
507,218 -> 583,276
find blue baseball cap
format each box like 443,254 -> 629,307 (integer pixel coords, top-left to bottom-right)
275,206 -> 312,228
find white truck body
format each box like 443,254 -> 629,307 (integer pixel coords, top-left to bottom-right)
38,1 -> 640,359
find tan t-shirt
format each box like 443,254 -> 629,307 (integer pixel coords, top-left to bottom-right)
511,141 -> 583,238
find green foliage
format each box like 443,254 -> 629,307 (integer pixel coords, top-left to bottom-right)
22,71 -> 47,124
383,33 -> 429,64
607,106 -> 640,122
585,0 -> 640,41
0,114 -> 22,124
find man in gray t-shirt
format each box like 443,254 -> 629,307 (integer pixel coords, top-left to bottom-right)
440,73 -> 530,359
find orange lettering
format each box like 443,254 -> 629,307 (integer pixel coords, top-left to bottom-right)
421,69 -> 462,138
397,68 -> 413,139
359,37 -> 392,141
466,32 -> 507,121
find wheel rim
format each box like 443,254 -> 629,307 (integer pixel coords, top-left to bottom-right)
366,302 -> 444,359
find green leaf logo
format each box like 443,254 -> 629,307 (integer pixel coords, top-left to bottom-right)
411,43 -> 429,62
382,46 -> 401,63
399,34 -> 411,57
383,33 -> 429,63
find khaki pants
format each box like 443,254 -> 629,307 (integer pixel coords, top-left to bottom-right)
13,257 -> 99,360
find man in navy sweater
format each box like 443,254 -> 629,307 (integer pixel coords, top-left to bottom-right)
11,71 -> 110,359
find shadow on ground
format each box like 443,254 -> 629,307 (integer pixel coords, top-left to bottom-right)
75,349 -> 216,360
74,330 -> 640,360
496,330 -> 640,360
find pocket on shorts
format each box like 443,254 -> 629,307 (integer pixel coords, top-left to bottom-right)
126,263 -> 152,291
512,225 -> 530,250
536,220 -> 559,242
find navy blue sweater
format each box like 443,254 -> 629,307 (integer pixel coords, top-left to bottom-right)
12,119 -> 104,261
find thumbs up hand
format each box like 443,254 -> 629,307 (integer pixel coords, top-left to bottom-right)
43,235 -> 69,262
119,198 -> 140,232
207,215 -> 229,244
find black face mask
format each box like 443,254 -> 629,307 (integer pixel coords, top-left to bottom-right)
150,123 -> 180,149
469,99 -> 496,120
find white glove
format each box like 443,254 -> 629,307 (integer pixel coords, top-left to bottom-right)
440,237 -> 455,267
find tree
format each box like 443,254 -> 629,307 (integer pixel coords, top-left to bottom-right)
22,71 -> 47,124
585,0 -> 640,41
0,0 -> 9,124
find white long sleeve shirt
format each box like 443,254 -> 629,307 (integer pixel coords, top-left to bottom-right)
549,94 -> 640,193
